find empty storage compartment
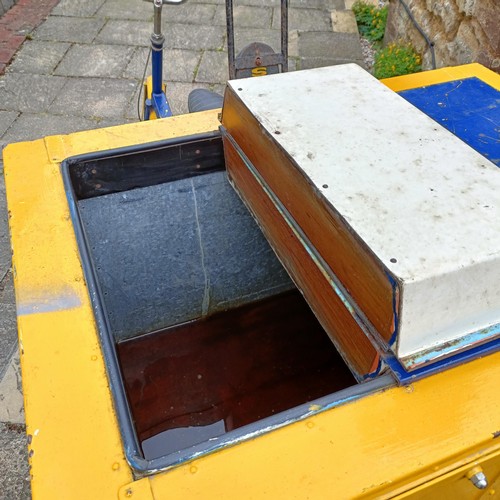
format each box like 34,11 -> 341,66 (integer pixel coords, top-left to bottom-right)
62,132 -> 392,473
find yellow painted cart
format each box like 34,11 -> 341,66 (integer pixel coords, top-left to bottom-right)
4,64 -> 500,499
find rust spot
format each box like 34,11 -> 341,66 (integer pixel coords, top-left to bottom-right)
493,431 -> 500,439
28,449 -> 34,458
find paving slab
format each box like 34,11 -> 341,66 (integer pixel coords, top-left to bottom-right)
0,113 -> 101,150
226,0 -> 279,6
213,4 -> 272,28
0,422 -> 30,500
0,271 -> 17,383
300,56 -> 364,69
324,0 -> 347,9
0,0 -> 15,16
187,0 -> 223,4
162,3 -> 216,24
227,27 -> 282,54
51,0 -> 106,17
331,9 -> 358,33
0,73 -> 67,113
6,40 -> 70,75
296,30 -> 364,61
0,351 -> 24,424
164,23 -> 225,51
33,16 -> 106,44
96,19 -> 154,46
291,0 -> 328,8
49,77 -> 138,120
195,50 -> 228,84
272,7 -> 332,31
96,0 -> 153,20
0,172 -> 12,280
0,111 -> 18,138
54,44 -> 135,78
124,47 -> 201,82
0,0 -> 60,74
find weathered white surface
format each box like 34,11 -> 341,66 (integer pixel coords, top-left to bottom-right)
227,64 -> 500,362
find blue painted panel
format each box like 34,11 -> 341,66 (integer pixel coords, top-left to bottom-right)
399,77 -> 500,166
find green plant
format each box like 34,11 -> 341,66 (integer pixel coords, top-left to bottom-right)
373,41 -> 422,79
352,1 -> 388,43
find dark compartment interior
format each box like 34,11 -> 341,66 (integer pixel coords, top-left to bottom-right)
63,132 -> 385,471
117,290 -> 356,460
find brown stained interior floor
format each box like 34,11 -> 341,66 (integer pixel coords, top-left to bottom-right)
117,290 -> 356,460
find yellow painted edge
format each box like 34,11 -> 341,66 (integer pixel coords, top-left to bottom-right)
3,111 -> 221,499
381,63 -> 500,92
144,352 -> 500,499
119,478 -> 154,500
393,447 -> 500,499
4,69 -> 500,499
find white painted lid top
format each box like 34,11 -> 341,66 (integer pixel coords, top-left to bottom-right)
227,64 -> 500,361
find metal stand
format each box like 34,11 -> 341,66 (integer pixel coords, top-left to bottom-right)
144,0 -> 173,119
226,0 -> 288,80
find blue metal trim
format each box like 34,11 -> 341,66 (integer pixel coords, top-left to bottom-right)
385,334 -> 500,384
384,271 -> 399,348
403,322 -> 500,370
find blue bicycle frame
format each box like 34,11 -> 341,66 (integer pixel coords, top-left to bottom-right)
144,0 -> 186,120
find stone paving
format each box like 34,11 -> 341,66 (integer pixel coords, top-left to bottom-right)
0,0 -> 364,496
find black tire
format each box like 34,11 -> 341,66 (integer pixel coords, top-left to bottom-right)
188,89 -> 224,113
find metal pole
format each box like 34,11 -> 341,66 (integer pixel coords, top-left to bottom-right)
281,0 -> 288,72
151,0 -> 165,95
226,0 -> 236,80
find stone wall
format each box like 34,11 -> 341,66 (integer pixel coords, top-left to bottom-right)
384,0 -> 500,73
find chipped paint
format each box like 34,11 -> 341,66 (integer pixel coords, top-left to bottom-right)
402,322 -> 500,370
17,286 -> 82,315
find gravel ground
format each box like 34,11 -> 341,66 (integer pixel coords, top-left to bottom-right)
0,423 -> 31,499
357,0 -> 388,73
360,37 -> 376,72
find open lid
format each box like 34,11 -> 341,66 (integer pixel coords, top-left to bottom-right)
223,64 -> 500,380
